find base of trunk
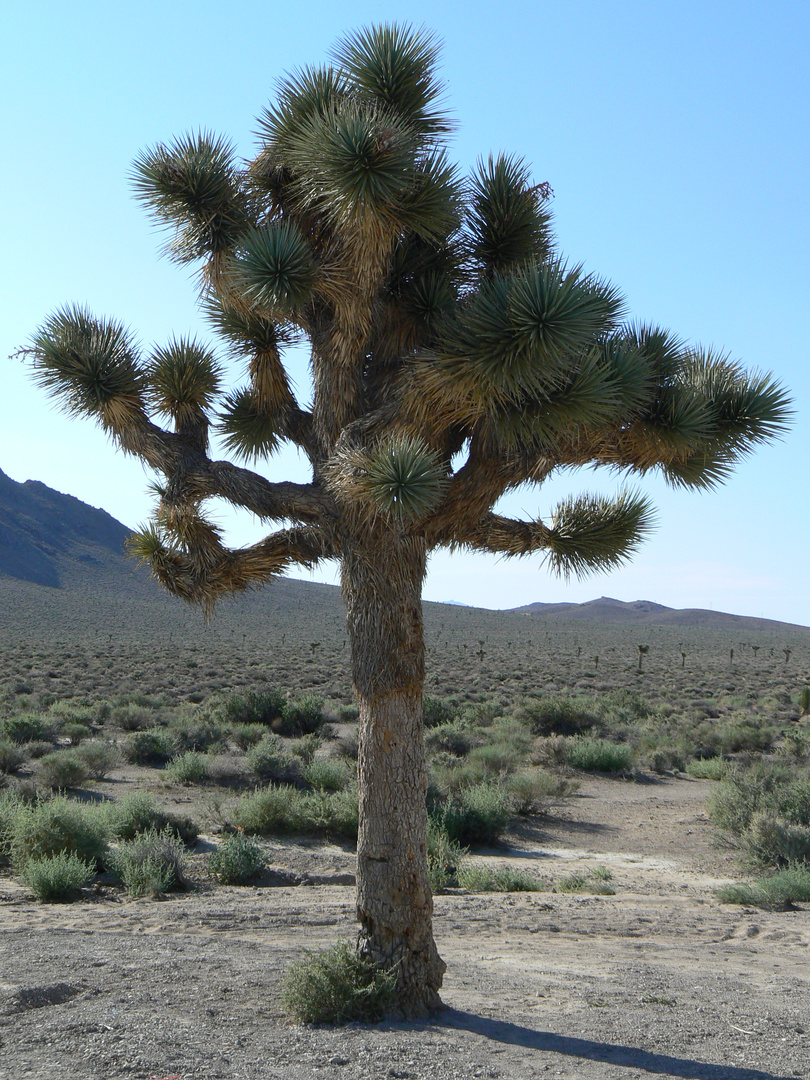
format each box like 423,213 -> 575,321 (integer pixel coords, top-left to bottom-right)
358,920 -> 446,1018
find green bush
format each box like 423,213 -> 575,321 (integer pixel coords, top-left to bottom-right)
230,722 -> 267,750
234,784 -> 358,841
209,830 -> 266,884
0,789 -> 25,865
247,736 -> 302,785
742,811 -> 810,868
565,738 -> 634,774
169,718 -> 226,754
11,796 -> 108,868
556,870 -> 616,895
60,721 -> 93,744
425,721 -> 482,758
709,763 -> 810,842
717,864 -> 810,910
423,695 -> 457,728
278,694 -> 326,737
220,687 -> 286,728
457,862 -> 543,892
3,714 -> 53,745
37,751 -> 90,790
280,941 -> 396,1024
440,782 -> 513,846
515,696 -> 601,737
107,827 -> 189,896
0,738 -> 26,774
124,727 -> 176,765
426,817 -> 467,892
504,770 -> 577,815
106,790 -> 199,845
335,703 -> 359,722
165,750 -> 209,785
75,740 -> 120,780
305,757 -> 351,792
21,851 -> 95,902
686,757 -> 728,780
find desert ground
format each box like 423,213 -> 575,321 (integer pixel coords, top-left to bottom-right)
2,773 -> 808,1080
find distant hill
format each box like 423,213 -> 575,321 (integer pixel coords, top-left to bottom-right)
1,468 -> 806,636
510,595 -> 806,632
0,467 -> 136,589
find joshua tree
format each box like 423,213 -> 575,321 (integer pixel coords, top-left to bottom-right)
21,26 -> 790,1013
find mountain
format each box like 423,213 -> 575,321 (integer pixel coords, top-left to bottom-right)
510,595 -> 805,632
0,468 -> 135,589
1,468 -> 805,635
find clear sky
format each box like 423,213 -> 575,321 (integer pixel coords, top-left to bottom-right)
2,1 -> 808,624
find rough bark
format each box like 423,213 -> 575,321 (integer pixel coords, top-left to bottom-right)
341,534 -> 446,1017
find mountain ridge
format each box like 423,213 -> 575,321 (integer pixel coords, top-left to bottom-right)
1,467 -> 806,632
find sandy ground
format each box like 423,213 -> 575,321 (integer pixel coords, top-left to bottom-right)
1,775 -> 808,1080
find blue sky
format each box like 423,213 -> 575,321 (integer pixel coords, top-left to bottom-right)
2,1 -> 808,623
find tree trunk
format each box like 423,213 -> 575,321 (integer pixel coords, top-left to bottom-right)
341,534 -> 446,1017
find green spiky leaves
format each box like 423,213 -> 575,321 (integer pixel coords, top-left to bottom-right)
131,132 -> 247,262
468,155 -> 553,276
234,221 -> 317,313
333,24 -> 452,139
145,338 -> 221,432
217,389 -> 281,462
329,434 -> 446,522
26,306 -> 145,429
543,491 -> 656,578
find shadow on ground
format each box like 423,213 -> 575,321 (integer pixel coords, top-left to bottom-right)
434,1009 -> 802,1080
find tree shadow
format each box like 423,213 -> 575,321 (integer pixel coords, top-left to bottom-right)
434,1009 -> 802,1080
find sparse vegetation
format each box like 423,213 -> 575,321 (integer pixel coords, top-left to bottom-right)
280,941 -> 397,1025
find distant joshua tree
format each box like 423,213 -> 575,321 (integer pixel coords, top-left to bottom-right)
21,25 -> 791,1014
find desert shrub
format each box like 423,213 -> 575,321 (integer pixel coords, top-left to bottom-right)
600,689 -> 656,725
0,789 -> 25,865
716,720 -> 776,755
440,782 -> 512,846
422,695 -> 457,728
209,831 -> 266,884
425,721 -> 481,758
280,940 -> 396,1025
60,722 -> 93,744
426,817 -> 466,892
335,703 -> 359,722
230,722 -> 267,750
106,790 -> 199,845
556,870 -> 615,895
247,736 -> 302,785
111,704 -> 155,731
234,785 -> 306,835
0,738 -> 26,774
289,733 -> 321,766
165,751 -> 209,785
565,738 -> 634,774
530,734 -> 571,769
515,696 -> 602,737
11,796 -> 108,868
234,785 -> 358,841
37,751 -> 91,791
3,714 -> 53,745
505,770 -> 577,815
717,864 -> 810,910
205,753 -> 247,786
124,727 -> 176,765
169,718 -> 226,754
278,694 -> 326,736
456,862 -> 543,892
334,731 -> 359,760
741,811 -> 810,868
305,757 -> 351,792
467,741 -> 521,777
220,687 -> 286,728
21,851 -> 95,902
709,763 -> 810,840
460,700 -> 504,726
24,740 -> 58,760
107,827 -> 189,896
686,757 -> 728,780
75,740 -> 120,780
